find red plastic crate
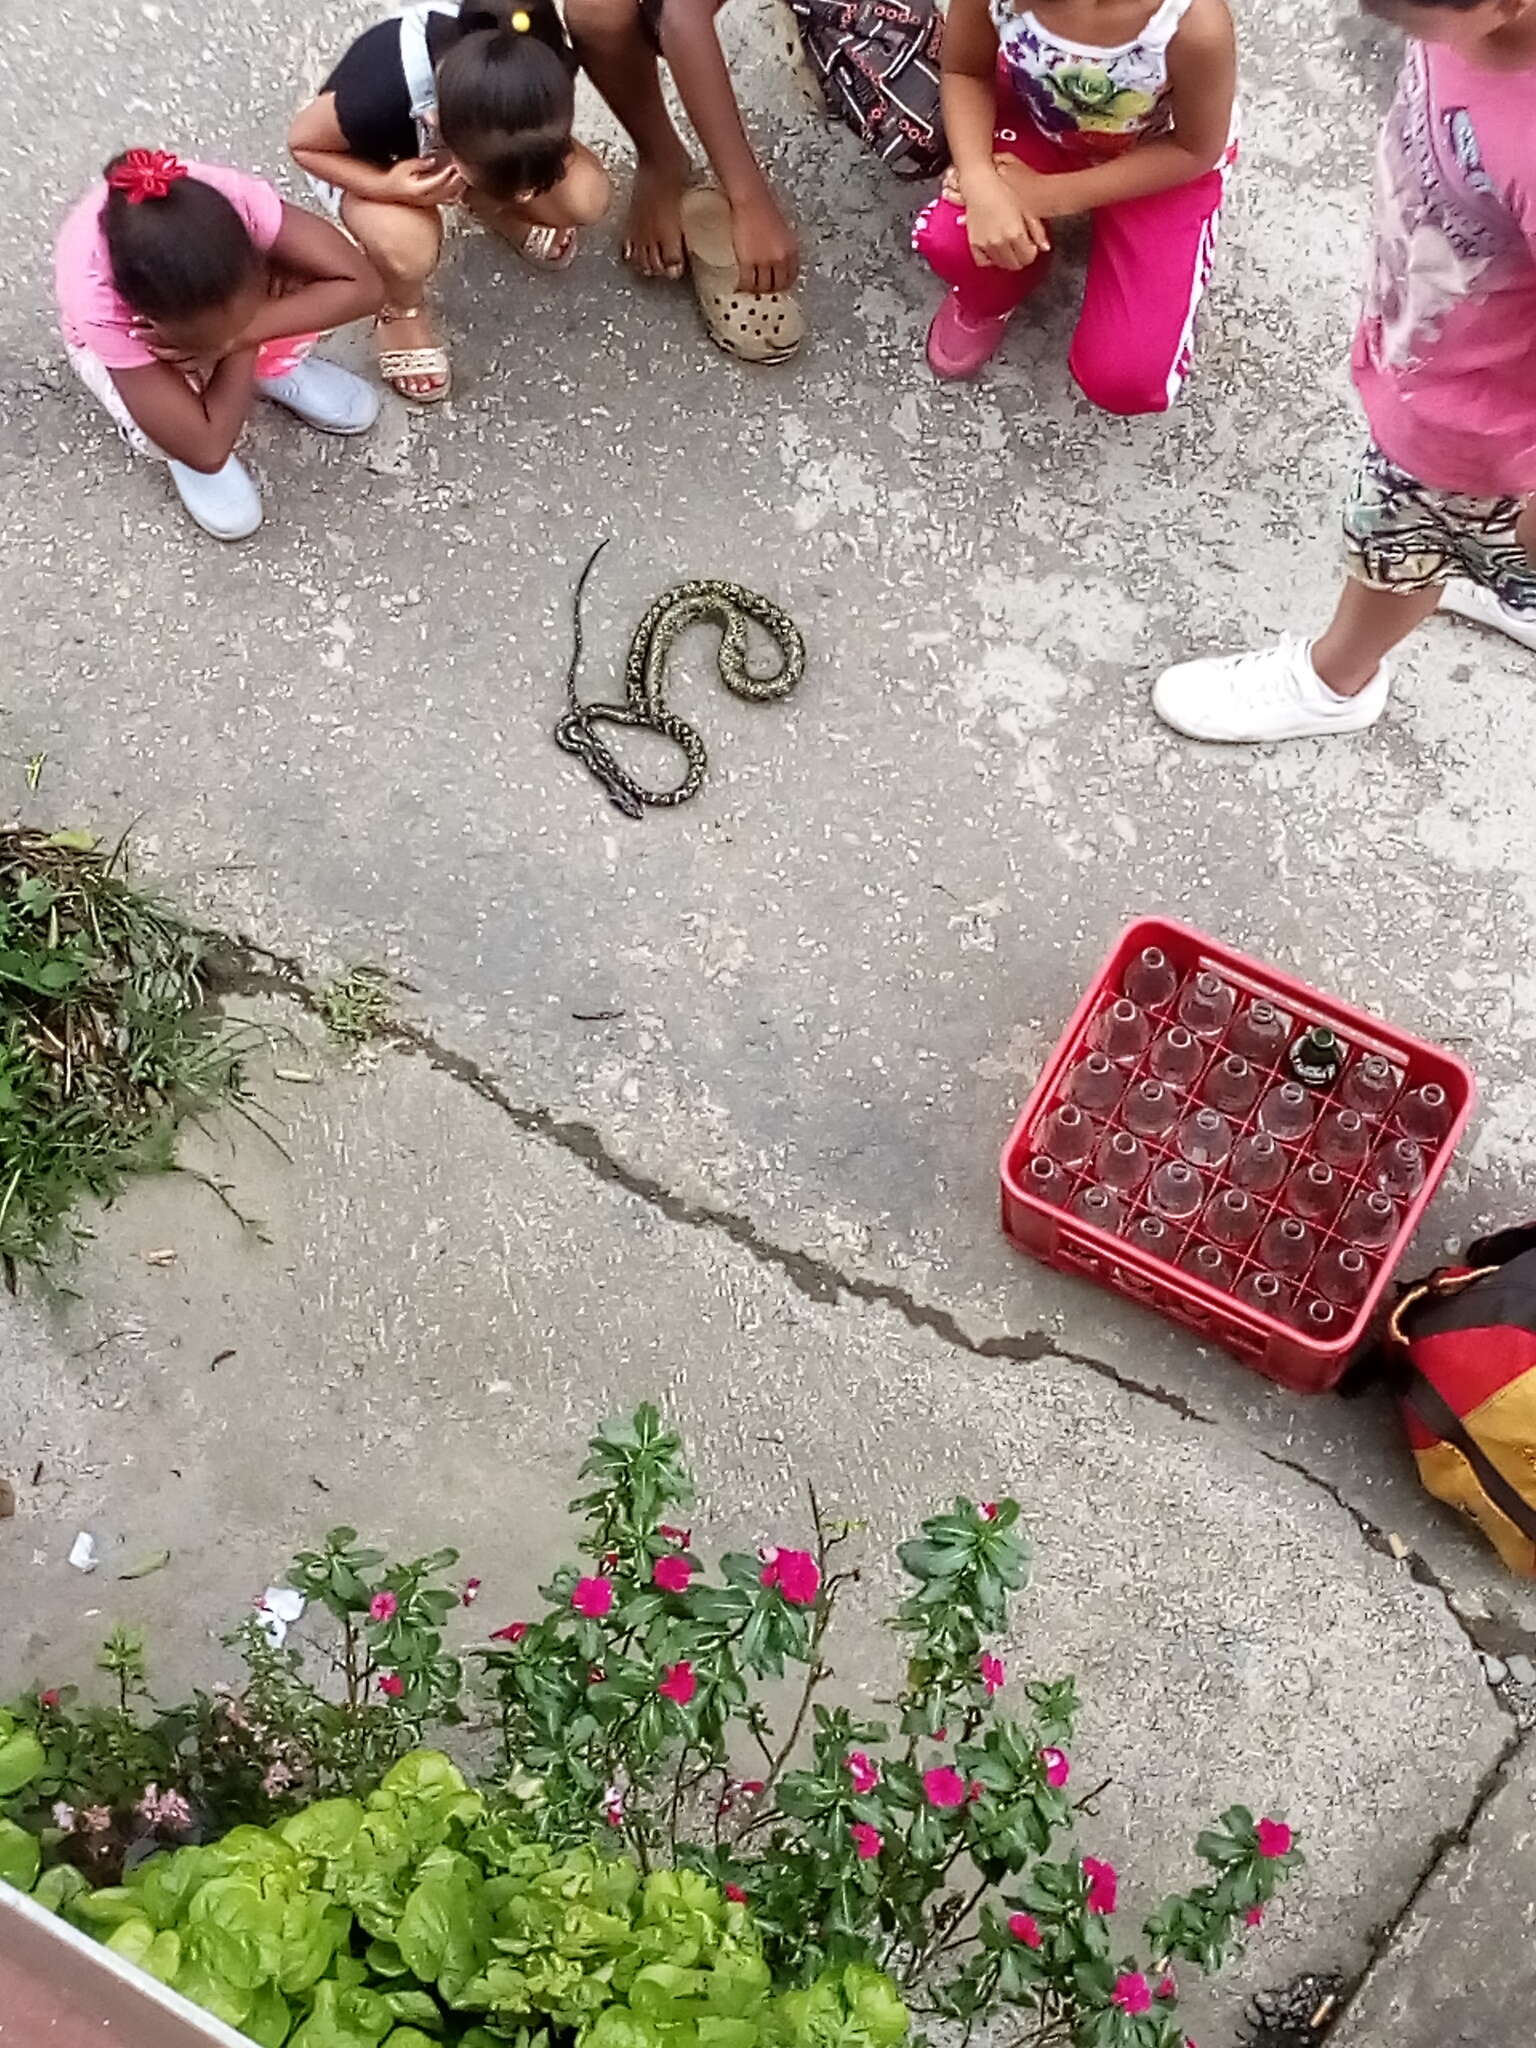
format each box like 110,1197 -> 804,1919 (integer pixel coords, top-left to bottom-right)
999,917 -> 1476,1394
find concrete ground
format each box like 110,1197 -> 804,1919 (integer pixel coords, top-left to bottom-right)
3,0 -> 1535,2038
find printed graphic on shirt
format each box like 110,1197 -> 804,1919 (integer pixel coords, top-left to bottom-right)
1361,48 -> 1513,372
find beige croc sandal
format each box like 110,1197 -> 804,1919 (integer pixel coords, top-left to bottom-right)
679,187 -> 805,367
374,305 -> 452,405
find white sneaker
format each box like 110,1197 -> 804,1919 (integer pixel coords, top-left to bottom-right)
1152,634 -> 1391,742
256,357 -> 380,435
1440,578 -> 1536,653
167,454 -> 263,541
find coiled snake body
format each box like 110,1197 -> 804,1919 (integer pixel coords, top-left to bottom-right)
554,541 -> 806,820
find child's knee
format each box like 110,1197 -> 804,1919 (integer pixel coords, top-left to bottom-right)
1070,342 -> 1177,418
343,200 -> 441,286
558,150 -> 613,228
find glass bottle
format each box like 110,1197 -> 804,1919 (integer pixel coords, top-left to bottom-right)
1285,1160 -> 1342,1226
1397,1082 -> 1451,1145
1258,1081 -> 1315,1141
1373,1138 -> 1426,1201
1337,1188 -> 1399,1250
1293,1298 -> 1344,1340
1288,1026 -> 1345,1089
1092,1129 -> 1151,1193
1236,1270 -> 1293,1316
1177,971 -> 1236,1039
1148,1161 -> 1206,1220
1024,1155 -> 1071,1206
1089,998 -> 1151,1064
1259,1214 -> 1316,1277
1149,1026 -> 1206,1090
1315,1244 -> 1372,1308
1226,1000 -> 1289,1065
1201,1054 -> 1261,1117
1128,1213 -> 1177,1258
1339,1053 -> 1400,1119
1123,944 -> 1179,1009
1066,1052 -> 1125,1116
1038,1103 -> 1094,1169
1203,1187 -> 1261,1248
1179,1241 -> 1234,1290
1315,1107 -> 1370,1174
1123,1077 -> 1178,1139
1070,1184 -> 1127,1233
1230,1130 -> 1288,1196
1177,1107 -> 1234,1170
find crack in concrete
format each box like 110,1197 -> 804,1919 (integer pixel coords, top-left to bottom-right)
215,942 -> 1536,1688
1328,1724 -> 1529,2034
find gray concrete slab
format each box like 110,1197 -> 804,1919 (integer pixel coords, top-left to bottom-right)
1328,1738 -> 1535,2048
0,1020 -> 1517,2047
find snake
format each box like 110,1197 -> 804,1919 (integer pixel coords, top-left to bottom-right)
553,541 -> 806,820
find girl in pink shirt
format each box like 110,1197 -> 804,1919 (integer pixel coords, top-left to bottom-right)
56,151 -> 384,540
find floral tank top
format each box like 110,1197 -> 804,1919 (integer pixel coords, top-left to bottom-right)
990,0 -> 1195,162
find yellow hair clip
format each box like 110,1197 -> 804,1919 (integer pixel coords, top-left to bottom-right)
510,8 -> 531,26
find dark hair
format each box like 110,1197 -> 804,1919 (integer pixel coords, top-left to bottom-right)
435,0 -> 577,200
100,153 -> 260,323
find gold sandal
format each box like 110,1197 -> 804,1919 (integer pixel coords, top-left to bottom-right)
679,188 -> 805,367
374,305 -> 452,405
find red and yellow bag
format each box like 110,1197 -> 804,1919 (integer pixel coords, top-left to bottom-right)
1385,1228 -> 1536,1577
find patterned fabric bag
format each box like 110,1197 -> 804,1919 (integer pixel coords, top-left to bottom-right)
1381,1229 -> 1536,1577
788,0 -> 948,179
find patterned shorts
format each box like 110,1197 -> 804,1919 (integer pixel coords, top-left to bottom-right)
1342,442 -> 1536,616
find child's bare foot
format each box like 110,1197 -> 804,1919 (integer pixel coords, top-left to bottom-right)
622,154 -> 692,280
373,306 -> 450,404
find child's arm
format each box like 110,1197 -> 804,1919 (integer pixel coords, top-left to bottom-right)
290,96 -> 464,209
654,0 -> 797,293
108,349 -> 261,471
1000,0 -> 1235,220
941,0 -> 1051,271
232,205 -> 385,352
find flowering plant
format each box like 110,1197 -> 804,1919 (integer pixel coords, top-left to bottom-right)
481,1406 -> 1303,2047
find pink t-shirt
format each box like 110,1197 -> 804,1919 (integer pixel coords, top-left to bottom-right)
1353,44 -> 1536,497
54,162 -> 284,369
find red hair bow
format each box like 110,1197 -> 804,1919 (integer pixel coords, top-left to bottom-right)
106,149 -> 188,204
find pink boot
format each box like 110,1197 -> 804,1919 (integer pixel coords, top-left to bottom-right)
926,293 -> 1012,380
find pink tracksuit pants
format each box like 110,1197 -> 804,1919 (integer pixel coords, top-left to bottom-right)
913,90 -> 1235,417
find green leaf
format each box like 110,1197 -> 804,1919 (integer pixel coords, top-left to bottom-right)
281,1798 -> 366,1861
0,1728 -> 46,1795
47,830 -> 98,851
30,1863 -> 89,1915
0,1820 -> 42,1894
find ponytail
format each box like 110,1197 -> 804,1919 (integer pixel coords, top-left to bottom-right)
435,0 -> 577,200
100,150 -> 259,323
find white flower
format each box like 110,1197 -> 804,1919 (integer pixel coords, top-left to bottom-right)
257,1586 -> 306,1647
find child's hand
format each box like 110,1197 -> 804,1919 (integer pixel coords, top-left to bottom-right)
960,170 -> 1050,271
1518,496 -> 1536,565
730,190 -> 799,295
384,156 -> 465,208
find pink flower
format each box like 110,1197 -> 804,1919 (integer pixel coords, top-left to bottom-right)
659,1524 -> 692,1547
934,1728 -> 949,1742
923,1765 -> 967,1810
1255,1817 -> 1293,1859
572,1575 -> 615,1618
51,1802 -> 77,1831
462,1577 -> 481,1606
1112,1974 -> 1152,2016
658,1661 -> 697,1705
369,1591 -> 399,1623
980,1502 -> 999,1521
653,1555 -> 695,1594
138,1784 -> 193,1832
378,1672 -> 404,1699
1156,1975 -> 1177,2001
978,1653 -> 1005,1696
849,1822 -> 883,1861
489,1622 -> 529,1643
38,1690 -> 60,1710
738,1779 -> 765,1797
589,1668 -> 606,1685
845,1751 -> 881,1794
602,1551 -> 620,1569
1245,1906 -> 1264,1927
968,1779 -> 986,1803
1007,1913 -> 1041,1948
261,1760 -> 296,1796
724,1883 -> 748,1904
1083,1857 -> 1118,1914
1041,1747 -> 1070,1789
603,1782 -> 625,1827
760,1548 -> 820,1605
